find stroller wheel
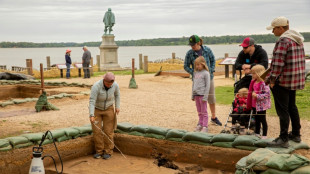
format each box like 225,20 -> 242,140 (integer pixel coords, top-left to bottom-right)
220,130 -> 226,133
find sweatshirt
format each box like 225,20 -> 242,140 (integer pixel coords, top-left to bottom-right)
192,70 -> 210,101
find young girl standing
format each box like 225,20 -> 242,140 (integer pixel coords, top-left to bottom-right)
192,56 -> 210,133
247,65 -> 271,138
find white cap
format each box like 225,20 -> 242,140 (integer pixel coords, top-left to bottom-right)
266,16 -> 289,30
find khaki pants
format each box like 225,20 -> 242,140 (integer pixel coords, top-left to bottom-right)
91,106 -> 115,155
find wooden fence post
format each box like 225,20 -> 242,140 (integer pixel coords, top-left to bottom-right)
224,53 -> 229,78
26,59 -> 33,75
46,56 -> 51,70
143,56 -> 148,73
90,57 -> 94,75
139,54 -> 143,70
172,52 -> 175,63
96,55 -> 100,71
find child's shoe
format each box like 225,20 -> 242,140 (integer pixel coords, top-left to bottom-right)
195,125 -> 202,132
211,117 -> 222,126
201,127 -> 208,133
261,136 -> 268,139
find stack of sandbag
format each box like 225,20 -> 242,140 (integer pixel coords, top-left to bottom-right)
116,122 -> 134,134
182,132 -> 214,146
232,135 -> 260,151
0,139 -> 12,151
5,136 -> 33,149
73,125 -> 93,138
145,126 -> 170,139
165,129 -> 187,142
210,133 -> 238,148
129,125 -> 149,136
235,148 -> 310,174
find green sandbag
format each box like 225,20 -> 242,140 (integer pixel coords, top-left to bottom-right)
0,139 -> 10,148
212,142 -> 233,148
6,136 -> 29,146
266,147 -> 294,154
12,99 -> 27,104
46,102 -> 59,110
73,133 -> 89,139
1,101 -> 14,107
114,129 -> 127,134
266,153 -> 310,171
53,94 -> 64,99
117,122 -> 134,132
289,140 -> 310,150
73,127 -> 92,134
47,96 -> 55,99
291,165 -> 310,174
144,133 -> 165,140
166,138 -> 183,142
15,142 -> 34,149
62,128 -> 80,137
128,131 -> 145,137
47,129 -> 66,139
56,135 -> 71,142
187,141 -> 211,146
232,135 -> 260,147
37,139 -> 54,145
146,126 -> 169,136
130,125 -> 149,133
210,133 -> 237,143
0,145 -> 12,152
261,168 -> 290,174
235,146 -> 258,151
254,138 -> 274,148
236,156 -> 248,170
22,132 -> 44,142
166,129 -> 187,139
246,148 -> 276,171
182,132 -> 214,143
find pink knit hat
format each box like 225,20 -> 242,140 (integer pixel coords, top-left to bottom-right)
103,72 -> 115,82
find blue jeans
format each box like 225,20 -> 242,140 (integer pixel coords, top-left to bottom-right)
66,63 -> 71,78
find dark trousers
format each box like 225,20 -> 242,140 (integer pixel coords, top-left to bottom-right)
66,63 -> 71,78
252,108 -> 268,136
271,84 -> 301,141
231,112 -> 248,127
83,63 -> 90,78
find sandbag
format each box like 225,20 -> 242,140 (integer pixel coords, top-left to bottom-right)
37,139 -> 54,146
210,133 -> 237,143
266,153 -> 310,171
235,146 -> 258,151
254,138 -> 274,148
144,133 -> 165,140
266,147 -> 294,154
73,127 -> 92,134
114,129 -> 127,134
22,132 -> 44,142
291,165 -> 310,174
73,133 -> 89,139
166,129 -> 187,139
128,131 -> 145,137
232,135 -> 260,147
47,129 -> 66,139
0,139 -> 10,148
0,145 -> 12,151
261,168 -> 290,174
117,122 -> 134,132
130,125 -> 149,133
166,138 -> 183,142
236,156 -> 248,170
182,132 -> 214,143
212,142 -> 233,148
1,101 -> 14,107
289,140 -> 310,150
15,142 -> 34,149
56,135 -> 71,142
6,136 -> 29,146
12,99 -> 27,104
62,128 -> 80,137
146,126 -> 169,136
187,141 -> 211,146
246,148 -> 276,171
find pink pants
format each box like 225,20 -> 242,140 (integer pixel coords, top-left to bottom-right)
195,96 -> 209,127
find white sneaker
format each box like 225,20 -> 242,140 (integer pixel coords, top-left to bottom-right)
195,125 -> 202,132
201,127 -> 208,133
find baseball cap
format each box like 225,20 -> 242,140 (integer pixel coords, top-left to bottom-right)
266,16 -> 289,30
240,37 -> 255,47
189,35 -> 200,46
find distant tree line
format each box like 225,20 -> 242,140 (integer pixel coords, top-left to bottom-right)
1,32 -> 309,48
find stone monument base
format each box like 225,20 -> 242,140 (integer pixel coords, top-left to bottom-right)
99,35 -> 122,71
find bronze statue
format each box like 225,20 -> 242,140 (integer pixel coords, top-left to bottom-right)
103,8 -> 115,35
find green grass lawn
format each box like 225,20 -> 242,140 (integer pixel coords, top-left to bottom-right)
215,81 -> 310,120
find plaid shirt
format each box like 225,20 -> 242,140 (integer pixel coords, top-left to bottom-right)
184,45 -> 215,80
267,37 -> 305,90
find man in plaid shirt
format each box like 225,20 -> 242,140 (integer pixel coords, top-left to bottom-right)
265,16 -> 305,148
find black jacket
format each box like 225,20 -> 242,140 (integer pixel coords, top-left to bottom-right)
235,45 -> 268,70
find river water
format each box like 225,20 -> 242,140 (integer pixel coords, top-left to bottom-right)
0,42 -> 310,70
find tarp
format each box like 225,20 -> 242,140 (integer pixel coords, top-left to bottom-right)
0,72 -> 35,80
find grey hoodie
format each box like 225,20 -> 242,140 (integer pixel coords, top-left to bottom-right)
192,70 -> 210,101
280,29 -> 304,45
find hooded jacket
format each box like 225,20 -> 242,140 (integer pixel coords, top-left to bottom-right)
235,45 -> 269,70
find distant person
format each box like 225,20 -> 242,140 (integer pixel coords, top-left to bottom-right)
235,37 -> 269,74
89,72 -> 120,160
265,16 -> 305,148
82,46 -> 91,78
246,65 -> 271,139
184,35 -> 222,126
65,49 -> 71,79
103,8 -> 115,35
192,56 -> 210,133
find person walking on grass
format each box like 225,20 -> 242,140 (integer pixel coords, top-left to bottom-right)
192,56 -> 211,133
184,35 -> 222,126
247,65 -> 271,139
65,49 -> 72,79
89,72 -> 120,159
265,16 -> 305,148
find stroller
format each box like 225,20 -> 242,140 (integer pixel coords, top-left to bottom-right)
221,74 -> 256,135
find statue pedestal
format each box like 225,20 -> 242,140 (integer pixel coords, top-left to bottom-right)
99,35 -> 122,71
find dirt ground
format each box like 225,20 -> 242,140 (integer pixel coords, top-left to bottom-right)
1,74 -> 310,145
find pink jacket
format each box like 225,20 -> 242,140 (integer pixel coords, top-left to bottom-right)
247,80 -> 271,111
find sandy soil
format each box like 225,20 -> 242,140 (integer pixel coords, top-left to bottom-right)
1,74 -> 310,145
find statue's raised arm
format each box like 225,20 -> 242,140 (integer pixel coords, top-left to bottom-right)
103,8 -> 115,35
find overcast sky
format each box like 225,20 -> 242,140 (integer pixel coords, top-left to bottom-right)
0,0 -> 309,42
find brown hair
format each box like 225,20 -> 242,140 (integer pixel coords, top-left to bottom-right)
194,56 -> 209,71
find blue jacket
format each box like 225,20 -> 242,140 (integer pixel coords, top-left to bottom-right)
65,54 -> 71,64
184,45 -> 215,80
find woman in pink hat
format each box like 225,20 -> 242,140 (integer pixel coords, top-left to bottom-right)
65,49 -> 72,79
